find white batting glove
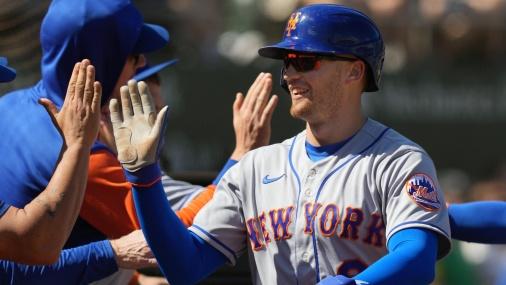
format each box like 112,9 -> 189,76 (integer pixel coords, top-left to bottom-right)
109,80 -> 168,172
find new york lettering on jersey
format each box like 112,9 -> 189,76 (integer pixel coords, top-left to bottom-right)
190,119 -> 450,284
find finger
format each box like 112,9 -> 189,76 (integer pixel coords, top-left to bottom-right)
128,79 -> 143,115
138,81 -> 155,115
109,98 -> 122,129
38,98 -> 59,118
120,85 -> 134,121
91,81 -> 102,114
252,74 -> 272,116
64,62 -> 80,108
243,72 -> 265,111
260,95 -> 279,126
83,65 -> 95,106
74,60 -> 89,106
233,92 -> 244,115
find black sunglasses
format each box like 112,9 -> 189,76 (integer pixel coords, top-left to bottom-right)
283,53 -> 357,73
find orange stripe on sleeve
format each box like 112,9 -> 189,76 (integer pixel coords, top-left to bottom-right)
176,185 -> 216,227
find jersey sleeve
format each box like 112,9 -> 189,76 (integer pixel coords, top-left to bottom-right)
176,185 -> 216,227
379,150 -> 451,259
0,200 -> 10,218
161,173 -> 205,211
188,163 -> 246,265
0,240 -> 117,284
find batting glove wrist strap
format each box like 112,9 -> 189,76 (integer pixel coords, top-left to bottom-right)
124,163 -> 162,188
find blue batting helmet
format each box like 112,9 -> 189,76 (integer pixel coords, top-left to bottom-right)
258,4 -> 385,92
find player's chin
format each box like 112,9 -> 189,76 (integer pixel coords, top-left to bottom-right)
289,102 -> 312,119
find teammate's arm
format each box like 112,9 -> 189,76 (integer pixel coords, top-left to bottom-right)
0,60 -> 102,264
0,229 -> 157,284
0,240 -> 116,284
449,201 -> 506,243
176,73 -> 278,225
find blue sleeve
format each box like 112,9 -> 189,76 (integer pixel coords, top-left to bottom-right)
0,199 -> 10,217
354,228 -> 438,285
128,163 -> 227,285
449,201 -> 506,243
212,159 -> 237,185
0,240 -> 118,285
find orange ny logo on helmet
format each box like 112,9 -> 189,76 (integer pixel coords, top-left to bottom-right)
285,12 -> 301,37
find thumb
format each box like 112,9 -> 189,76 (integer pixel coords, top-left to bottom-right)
38,98 -> 59,118
151,106 -> 169,140
152,106 -> 169,157
39,98 -> 64,137
233,92 -> 244,114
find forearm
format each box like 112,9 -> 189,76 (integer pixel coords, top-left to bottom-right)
129,164 -> 225,285
354,228 -> 438,285
1,145 -> 90,263
0,240 -> 117,285
449,201 -> 506,243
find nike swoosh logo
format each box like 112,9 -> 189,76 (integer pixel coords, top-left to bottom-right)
262,174 -> 285,184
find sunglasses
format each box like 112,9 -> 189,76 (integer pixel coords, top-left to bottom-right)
283,53 -> 357,73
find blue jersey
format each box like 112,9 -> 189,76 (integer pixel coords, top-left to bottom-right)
0,200 -> 10,218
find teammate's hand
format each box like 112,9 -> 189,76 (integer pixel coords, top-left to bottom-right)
230,72 -> 278,160
39,59 -> 102,149
109,79 -> 168,172
109,229 -> 157,269
317,275 -> 367,285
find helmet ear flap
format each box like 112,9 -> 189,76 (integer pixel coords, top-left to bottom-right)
280,67 -> 289,93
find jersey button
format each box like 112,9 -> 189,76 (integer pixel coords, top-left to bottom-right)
308,169 -> 317,178
302,252 -> 310,263
304,189 -> 311,196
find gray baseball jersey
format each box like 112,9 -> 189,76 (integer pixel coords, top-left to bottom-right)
189,118 -> 451,284
161,172 -> 205,211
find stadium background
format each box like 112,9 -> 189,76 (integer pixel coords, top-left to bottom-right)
1,0 -> 506,284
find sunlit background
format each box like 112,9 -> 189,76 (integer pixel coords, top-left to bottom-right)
2,0 -> 506,284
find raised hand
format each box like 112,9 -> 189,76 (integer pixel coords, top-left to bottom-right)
109,79 -> 168,172
231,72 -> 278,160
39,59 -> 102,149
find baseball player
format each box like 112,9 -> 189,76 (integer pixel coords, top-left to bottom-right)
0,60 -> 156,283
113,4 -> 451,285
0,59 -> 103,263
0,0 -> 167,283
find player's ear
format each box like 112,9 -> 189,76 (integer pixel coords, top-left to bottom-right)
346,60 -> 365,83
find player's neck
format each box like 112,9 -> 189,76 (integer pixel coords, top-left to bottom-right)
305,112 -> 365,146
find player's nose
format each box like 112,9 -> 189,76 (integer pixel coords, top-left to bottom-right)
283,65 -> 302,83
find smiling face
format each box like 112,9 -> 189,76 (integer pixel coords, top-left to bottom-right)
283,56 -> 361,125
